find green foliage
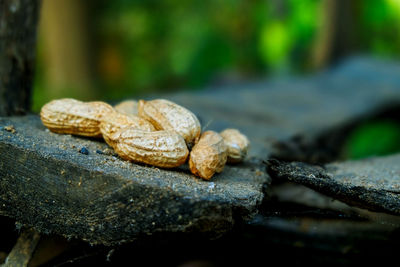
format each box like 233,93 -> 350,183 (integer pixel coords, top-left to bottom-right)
93,0 -> 270,95
259,21 -> 290,68
257,0 -> 318,71
96,0 -> 321,94
343,120 -> 400,159
33,0 -> 400,105
360,0 -> 400,56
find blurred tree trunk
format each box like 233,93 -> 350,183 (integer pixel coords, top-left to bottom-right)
39,0 -> 95,100
0,0 -> 41,116
312,0 -> 360,69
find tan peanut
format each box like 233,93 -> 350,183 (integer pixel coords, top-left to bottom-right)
100,111 -> 156,147
40,98 -> 114,137
110,128 -> 189,168
220,128 -> 250,164
114,100 -> 139,116
189,131 -> 227,180
138,99 -> 201,147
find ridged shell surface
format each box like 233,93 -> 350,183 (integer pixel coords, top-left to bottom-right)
112,128 -> 189,168
114,100 -> 139,116
189,131 -> 227,180
138,99 -> 201,147
100,111 -> 156,146
220,128 -> 250,163
40,98 -> 114,137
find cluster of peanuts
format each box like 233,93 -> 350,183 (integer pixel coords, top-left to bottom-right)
40,98 -> 249,180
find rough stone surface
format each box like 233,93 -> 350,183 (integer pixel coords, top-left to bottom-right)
0,115 -> 268,245
266,155 -> 400,215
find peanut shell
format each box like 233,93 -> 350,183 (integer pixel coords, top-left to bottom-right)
111,128 -> 189,168
114,100 -> 139,116
189,131 -> 227,180
40,98 -> 114,138
220,128 -> 250,163
100,111 -> 155,147
138,99 -> 201,147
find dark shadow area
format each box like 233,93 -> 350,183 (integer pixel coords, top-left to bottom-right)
270,102 -> 400,164
0,216 -> 19,264
25,220 -> 400,266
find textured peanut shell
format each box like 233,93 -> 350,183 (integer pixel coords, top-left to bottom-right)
114,100 -> 139,116
111,128 -> 189,168
220,128 -> 250,164
189,131 -> 227,180
100,111 -> 156,147
138,99 -> 201,147
40,99 -> 114,137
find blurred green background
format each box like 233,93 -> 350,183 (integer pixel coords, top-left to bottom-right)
32,0 -> 400,159
34,0 -> 400,109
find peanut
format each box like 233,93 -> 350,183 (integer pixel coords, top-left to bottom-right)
40,98 -> 249,175
220,128 -> 249,164
114,100 -> 139,116
189,131 -> 227,180
100,111 -> 156,147
110,128 -> 189,168
40,98 -> 114,137
138,99 -> 201,147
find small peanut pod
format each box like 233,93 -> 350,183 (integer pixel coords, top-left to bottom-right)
100,111 -> 156,147
114,100 -> 139,116
138,99 -> 201,147
40,98 -> 114,137
110,128 -> 189,168
220,128 -> 250,164
189,131 -> 227,180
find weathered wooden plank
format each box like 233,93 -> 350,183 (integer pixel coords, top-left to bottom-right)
0,115 -> 268,245
266,154 -> 400,215
2,57 -> 400,246
167,57 -> 400,159
0,0 -> 40,116
2,228 -> 40,267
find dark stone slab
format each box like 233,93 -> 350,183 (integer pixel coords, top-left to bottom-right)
0,116 -> 268,245
266,155 -> 400,215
